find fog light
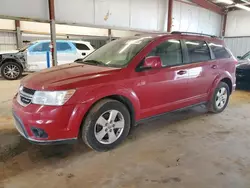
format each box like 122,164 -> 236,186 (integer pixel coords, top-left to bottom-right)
31,127 -> 48,138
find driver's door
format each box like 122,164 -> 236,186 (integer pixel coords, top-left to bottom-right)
134,39 -> 190,119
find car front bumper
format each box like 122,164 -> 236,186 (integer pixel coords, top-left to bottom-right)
12,95 -> 87,144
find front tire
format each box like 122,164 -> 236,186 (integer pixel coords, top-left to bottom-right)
81,99 -> 131,152
209,82 -> 230,113
1,61 -> 23,80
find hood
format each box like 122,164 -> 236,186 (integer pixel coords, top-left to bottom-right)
0,50 -> 19,55
237,59 -> 250,70
21,63 -> 121,90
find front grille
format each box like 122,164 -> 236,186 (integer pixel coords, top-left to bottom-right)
23,87 -> 35,95
17,86 -> 36,107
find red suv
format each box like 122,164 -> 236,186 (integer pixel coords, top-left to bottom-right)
12,32 -> 236,151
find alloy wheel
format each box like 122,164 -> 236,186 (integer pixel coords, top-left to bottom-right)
215,87 -> 228,110
3,64 -> 20,79
94,110 -> 125,144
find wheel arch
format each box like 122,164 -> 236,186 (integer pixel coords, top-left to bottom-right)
77,93 -> 138,139
1,58 -> 24,70
208,74 -> 233,101
220,77 -> 232,94
83,94 -> 137,127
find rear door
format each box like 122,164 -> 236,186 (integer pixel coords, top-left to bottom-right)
183,39 -> 216,104
57,42 -> 78,65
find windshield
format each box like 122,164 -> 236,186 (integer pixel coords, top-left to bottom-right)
82,36 -> 153,67
19,42 -> 37,52
242,52 -> 250,60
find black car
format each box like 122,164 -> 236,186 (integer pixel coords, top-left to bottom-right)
236,51 -> 250,84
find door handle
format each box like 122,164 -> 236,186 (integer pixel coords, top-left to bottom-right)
82,52 -> 86,56
211,65 -> 218,69
177,70 -> 187,75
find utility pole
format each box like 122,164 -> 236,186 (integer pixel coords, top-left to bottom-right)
48,0 -> 57,66
167,0 -> 173,32
15,20 -> 22,49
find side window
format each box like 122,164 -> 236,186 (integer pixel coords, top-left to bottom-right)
208,42 -> 231,59
57,42 -> 72,51
32,42 -> 49,52
243,52 -> 250,60
185,40 -> 211,63
73,43 -> 90,50
147,39 -> 182,66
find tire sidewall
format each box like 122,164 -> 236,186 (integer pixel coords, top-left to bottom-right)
82,100 -> 131,151
1,61 -> 22,80
211,82 -> 230,113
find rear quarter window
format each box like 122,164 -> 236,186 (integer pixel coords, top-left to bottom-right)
73,43 -> 90,50
208,42 -> 231,59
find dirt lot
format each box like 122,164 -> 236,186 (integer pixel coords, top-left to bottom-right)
1,78 -> 250,188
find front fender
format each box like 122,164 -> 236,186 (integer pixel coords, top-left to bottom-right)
74,84 -> 141,121
0,53 -> 26,70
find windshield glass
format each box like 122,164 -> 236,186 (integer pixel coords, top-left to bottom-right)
82,36 -> 153,67
242,52 -> 250,60
19,42 -> 37,52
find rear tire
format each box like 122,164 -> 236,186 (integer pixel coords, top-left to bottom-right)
208,82 -> 230,113
1,61 -> 23,80
81,99 -> 131,152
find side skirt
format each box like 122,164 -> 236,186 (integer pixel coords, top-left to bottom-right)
136,102 -> 207,124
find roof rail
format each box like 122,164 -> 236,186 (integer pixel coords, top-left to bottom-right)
171,31 -> 218,38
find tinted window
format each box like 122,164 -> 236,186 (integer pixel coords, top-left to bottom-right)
242,52 -> 250,60
147,40 -> 182,66
74,43 -> 90,50
185,40 -> 211,63
209,43 -> 231,59
57,42 -> 72,51
32,42 -> 49,52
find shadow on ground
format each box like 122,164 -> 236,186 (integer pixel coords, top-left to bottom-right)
0,105 -> 207,181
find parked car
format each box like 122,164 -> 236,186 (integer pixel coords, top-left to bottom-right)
236,51 -> 250,83
0,40 -> 95,80
12,32 -> 236,151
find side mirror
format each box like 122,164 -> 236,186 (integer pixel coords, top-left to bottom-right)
144,56 -> 162,69
237,56 -> 242,60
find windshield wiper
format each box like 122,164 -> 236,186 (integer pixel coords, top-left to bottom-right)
82,60 -> 107,66
74,58 -> 84,62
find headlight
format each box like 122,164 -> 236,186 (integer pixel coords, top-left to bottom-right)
32,90 -> 75,106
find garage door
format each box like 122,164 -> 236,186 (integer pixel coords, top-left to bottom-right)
0,31 -> 17,51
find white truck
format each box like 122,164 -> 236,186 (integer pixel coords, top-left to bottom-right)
0,40 -> 95,80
